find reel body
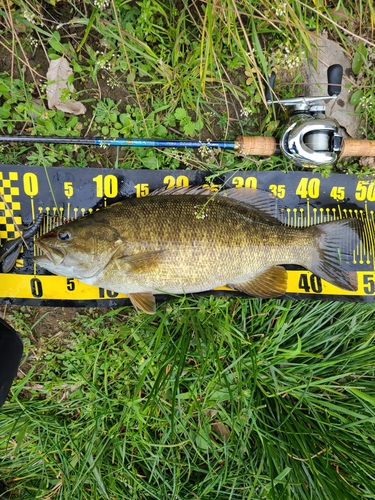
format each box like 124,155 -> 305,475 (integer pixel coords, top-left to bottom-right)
267,64 -> 344,167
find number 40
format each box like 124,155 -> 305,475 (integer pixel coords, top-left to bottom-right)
298,273 -> 322,293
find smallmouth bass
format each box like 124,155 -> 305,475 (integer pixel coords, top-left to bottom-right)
34,187 -> 363,314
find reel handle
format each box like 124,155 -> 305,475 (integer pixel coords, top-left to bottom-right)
265,64 -> 343,105
265,72 -> 276,102
327,64 -> 343,96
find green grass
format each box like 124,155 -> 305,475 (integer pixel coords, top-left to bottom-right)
2,299 -> 375,499
1,0 -> 375,498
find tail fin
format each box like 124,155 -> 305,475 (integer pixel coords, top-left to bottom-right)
308,218 -> 364,291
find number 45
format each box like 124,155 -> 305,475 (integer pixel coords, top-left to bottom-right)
329,186 -> 345,201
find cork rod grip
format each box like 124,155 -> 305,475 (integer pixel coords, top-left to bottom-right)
340,139 -> 375,158
236,136 -> 277,156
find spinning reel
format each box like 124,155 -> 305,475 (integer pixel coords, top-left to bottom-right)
266,64 -> 344,167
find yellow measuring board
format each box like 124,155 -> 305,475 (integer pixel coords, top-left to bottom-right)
1,164 -> 375,306
0,270 -> 374,302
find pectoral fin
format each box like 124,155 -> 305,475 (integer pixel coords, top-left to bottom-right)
112,247 -> 164,274
129,292 -> 156,314
228,266 -> 287,298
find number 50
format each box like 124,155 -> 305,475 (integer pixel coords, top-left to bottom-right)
363,274 -> 375,295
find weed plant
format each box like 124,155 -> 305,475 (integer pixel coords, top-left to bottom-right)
0,0 -> 373,171
0,0 -> 375,498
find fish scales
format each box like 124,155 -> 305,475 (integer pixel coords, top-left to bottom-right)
91,195 -> 310,290
34,187 -> 364,313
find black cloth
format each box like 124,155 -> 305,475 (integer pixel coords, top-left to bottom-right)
0,318 -> 23,408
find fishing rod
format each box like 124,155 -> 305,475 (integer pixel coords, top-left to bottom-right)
0,135 -> 242,152
1,64 -> 374,167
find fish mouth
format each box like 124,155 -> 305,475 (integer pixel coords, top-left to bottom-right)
34,240 -> 65,265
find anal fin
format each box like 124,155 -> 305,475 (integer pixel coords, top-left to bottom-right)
129,292 -> 156,314
228,266 -> 287,298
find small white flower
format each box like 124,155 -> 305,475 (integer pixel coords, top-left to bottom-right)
29,38 -> 39,48
359,95 -> 373,110
23,8 -> 36,24
93,0 -> 110,9
198,144 -> 216,159
274,2 -> 287,16
240,106 -> 253,118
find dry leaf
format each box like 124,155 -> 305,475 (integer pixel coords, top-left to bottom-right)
46,57 -> 86,115
211,420 -> 231,441
359,157 -> 375,168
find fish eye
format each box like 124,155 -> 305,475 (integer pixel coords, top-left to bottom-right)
58,231 -> 71,241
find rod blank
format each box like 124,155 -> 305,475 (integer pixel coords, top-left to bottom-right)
0,135 -> 237,150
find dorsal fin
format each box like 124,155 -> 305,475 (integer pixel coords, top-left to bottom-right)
149,186 -> 213,196
221,187 -> 281,220
149,186 -> 282,219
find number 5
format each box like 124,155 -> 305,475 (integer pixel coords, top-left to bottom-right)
64,182 -> 74,198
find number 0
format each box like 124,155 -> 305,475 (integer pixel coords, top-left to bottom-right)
30,277 -> 43,298
23,173 -> 39,197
